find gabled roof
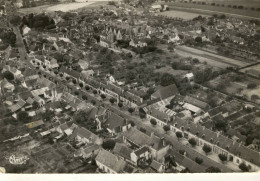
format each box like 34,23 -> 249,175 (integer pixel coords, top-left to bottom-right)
113,143 -> 132,161
134,146 -> 150,157
60,66 -> 81,79
151,84 -> 179,100
122,128 -> 152,147
150,160 -> 163,172
95,149 -> 127,173
106,112 -> 127,130
184,96 -> 209,110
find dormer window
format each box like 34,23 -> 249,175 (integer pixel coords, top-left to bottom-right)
226,146 -> 229,150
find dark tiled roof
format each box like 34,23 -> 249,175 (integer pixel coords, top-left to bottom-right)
150,160 -> 163,171
134,146 -> 150,157
151,84 -> 179,100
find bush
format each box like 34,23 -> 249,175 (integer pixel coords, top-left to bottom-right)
188,138 -> 197,147
91,100 -> 96,105
247,83 -> 257,89
140,127 -> 146,133
17,111 -> 31,123
82,95 -> 88,100
238,6 -> 244,9
93,90 -> 97,94
74,91 -> 79,96
218,154 -> 227,162
239,163 -> 249,172
233,5 -> 237,9
79,82 -> 83,88
130,120 -> 135,127
195,157 -> 203,164
203,144 -> 212,154
72,79 -> 77,84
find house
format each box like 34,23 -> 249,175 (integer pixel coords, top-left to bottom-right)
130,146 -> 151,165
129,38 -> 147,48
184,73 -> 194,81
95,149 -> 127,173
113,143 -> 133,163
151,84 -> 179,101
150,160 -> 165,173
183,96 -> 210,111
74,144 -> 101,159
0,79 -> 15,93
44,57 -> 59,69
81,70 -> 95,80
22,25 -> 31,36
70,127 -> 101,145
26,120 -> 44,129
104,112 -> 131,135
77,59 -> 89,70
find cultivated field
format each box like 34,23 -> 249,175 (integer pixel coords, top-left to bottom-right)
163,2 -> 260,19
159,10 -> 208,20
175,46 -> 248,69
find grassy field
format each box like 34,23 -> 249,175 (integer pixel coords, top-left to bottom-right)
159,10 -> 209,20
240,64 -> 260,78
163,2 -> 260,19
19,1 -> 107,14
175,46 -> 249,69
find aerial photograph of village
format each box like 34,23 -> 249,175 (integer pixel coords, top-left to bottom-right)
0,0 -> 260,174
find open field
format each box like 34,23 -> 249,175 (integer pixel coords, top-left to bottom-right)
19,1 -> 107,14
175,46 -> 248,69
240,64 -> 260,78
163,2 -> 260,19
159,10 -> 209,20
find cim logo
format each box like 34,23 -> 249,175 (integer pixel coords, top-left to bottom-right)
8,155 -> 29,165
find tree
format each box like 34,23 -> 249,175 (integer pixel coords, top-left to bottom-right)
91,100 -> 96,105
218,154 -> 227,163
195,36 -> 202,43
203,144 -> 212,154
109,98 -> 115,104
213,118 -> 228,132
0,31 -> 16,47
101,94 -> 106,99
188,138 -> 197,147
32,101 -> 39,109
206,166 -> 221,173
66,77 -> 70,81
85,85 -> 90,91
175,131 -> 183,140
82,95 -> 88,100
160,73 -> 176,86
3,71 -> 14,81
102,139 -> 116,150
59,73 -> 63,77
9,15 -> 22,27
93,90 -> 97,95
163,125 -> 170,133
195,157 -> 203,165
239,163 -> 249,172
74,91 -> 79,96
140,127 -> 146,133
41,110 -> 55,122
118,102 -> 123,108
150,119 -> 157,126
17,111 -> 31,123
79,82 -> 83,88
72,79 -> 77,84
128,107 -> 134,114
130,120 -> 135,127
